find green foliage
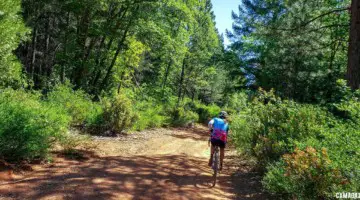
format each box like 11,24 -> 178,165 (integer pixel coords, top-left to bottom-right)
331,99 -> 360,123
196,103 -> 221,123
0,0 -> 29,88
57,131 -> 95,155
12,0 -> 237,106
0,1 -> 357,199
0,89 -> 70,161
229,0 -> 350,102
330,79 -> 354,103
101,93 -> 136,133
234,94 -> 328,167
231,88 -> 360,199
184,100 -> 221,123
223,92 -> 249,114
131,100 -> 169,131
264,147 -> 344,199
170,107 -> 199,127
321,125 -> 360,192
46,84 -> 102,125
230,113 -> 254,154
327,80 -> 360,123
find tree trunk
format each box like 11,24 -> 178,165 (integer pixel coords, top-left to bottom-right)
61,12 -> 70,83
117,71 -> 125,94
44,14 -> 51,78
177,58 -> 186,105
99,41 -> 123,91
73,8 -> 91,88
92,38 -> 114,89
162,59 -> 172,89
94,36 -> 106,66
347,0 -> 360,89
30,27 -> 38,81
24,43 -> 30,73
78,37 -> 96,86
99,18 -> 133,92
90,5 -> 132,93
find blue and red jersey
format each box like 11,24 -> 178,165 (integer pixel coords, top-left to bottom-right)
209,117 -> 229,142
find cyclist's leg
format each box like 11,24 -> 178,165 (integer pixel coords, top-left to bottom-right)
219,140 -> 226,170
220,147 -> 225,170
208,143 -> 215,166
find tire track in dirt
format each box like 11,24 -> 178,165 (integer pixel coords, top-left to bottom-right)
0,126 -> 267,200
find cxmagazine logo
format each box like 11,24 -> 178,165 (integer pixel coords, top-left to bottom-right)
336,193 -> 360,199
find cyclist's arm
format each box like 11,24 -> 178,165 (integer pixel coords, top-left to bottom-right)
226,125 -> 230,135
208,119 -> 214,142
208,119 -> 214,130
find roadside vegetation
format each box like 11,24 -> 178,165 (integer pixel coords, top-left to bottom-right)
0,0 -> 236,162
228,0 -> 360,198
1,0 -> 360,199
231,84 -> 360,199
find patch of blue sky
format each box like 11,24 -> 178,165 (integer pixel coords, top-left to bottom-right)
211,0 -> 241,46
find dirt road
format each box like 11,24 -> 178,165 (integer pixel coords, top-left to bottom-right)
0,126 -> 266,200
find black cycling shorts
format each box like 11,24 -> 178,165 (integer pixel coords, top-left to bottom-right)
211,139 -> 226,149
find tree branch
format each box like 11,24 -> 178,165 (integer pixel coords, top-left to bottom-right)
299,8 -> 349,28
307,23 -> 350,33
271,7 -> 349,32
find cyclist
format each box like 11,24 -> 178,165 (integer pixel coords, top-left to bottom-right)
208,111 -> 229,171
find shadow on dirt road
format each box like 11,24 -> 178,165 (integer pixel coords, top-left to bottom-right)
0,127 -> 267,200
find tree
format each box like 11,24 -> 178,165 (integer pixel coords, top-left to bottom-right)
0,0 -> 28,88
228,0 -> 350,102
347,0 -> 360,89
9,0 -> 236,107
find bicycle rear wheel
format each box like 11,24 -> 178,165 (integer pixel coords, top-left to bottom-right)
212,148 -> 220,187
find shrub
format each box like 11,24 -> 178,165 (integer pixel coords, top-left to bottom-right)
46,84 -> 102,126
329,79 -> 353,103
101,93 -> 135,133
0,89 -> 70,161
321,125 -> 360,192
328,79 -> 360,123
232,88 -> 360,198
170,106 -> 199,127
131,100 -> 168,131
229,113 -> 254,154
259,115 -> 360,199
263,147 -> 345,199
57,131 -> 96,155
233,98 -> 328,167
196,103 -> 221,123
329,99 -> 360,124
183,100 -> 221,123
224,92 -> 248,114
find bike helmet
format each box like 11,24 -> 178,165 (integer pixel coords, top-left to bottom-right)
219,111 -> 228,119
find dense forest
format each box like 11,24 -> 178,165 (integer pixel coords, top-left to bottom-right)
3,0 -> 243,101
1,0 -> 360,199
228,0 -> 360,199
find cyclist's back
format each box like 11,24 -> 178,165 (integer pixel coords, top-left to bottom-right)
208,111 -> 229,170
209,117 -> 229,143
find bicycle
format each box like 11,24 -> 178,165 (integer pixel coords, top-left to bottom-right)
211,144 -> 220,187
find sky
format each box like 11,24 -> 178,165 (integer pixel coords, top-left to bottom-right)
211,0 -> 240,46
